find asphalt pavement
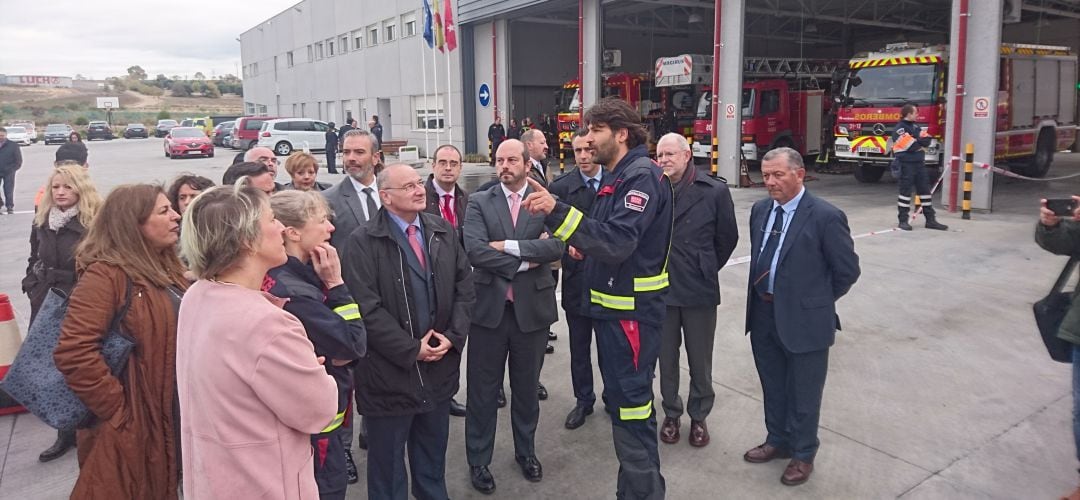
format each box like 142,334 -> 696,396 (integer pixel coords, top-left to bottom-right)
0,137 -> 1078,499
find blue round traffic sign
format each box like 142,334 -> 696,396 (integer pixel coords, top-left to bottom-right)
478,83 -> 491,108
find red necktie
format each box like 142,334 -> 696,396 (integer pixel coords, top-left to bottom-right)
406,225 -> 426,270
442,194 -> 456,227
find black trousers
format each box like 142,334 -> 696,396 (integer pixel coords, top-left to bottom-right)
897,159 -> 936,221
749,296 -> 829,463
659,305 -> 717,421
312,427 -> 348,500
365,401 -> 451,500
567,310 -> 597,406
326,145 -> 338,173
466,302 -> 548,465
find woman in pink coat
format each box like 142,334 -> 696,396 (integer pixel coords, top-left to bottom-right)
176,184 -> 338,499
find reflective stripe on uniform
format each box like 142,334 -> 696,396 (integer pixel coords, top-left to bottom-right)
553,206 -> 584,241
320,410 -> 347,433
333,303 -> 361,321
590,289 -> 635,311
633,272 -> 669,292
619,401 -> 653,421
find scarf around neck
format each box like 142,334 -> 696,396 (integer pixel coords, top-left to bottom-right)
48,206 -> 79,231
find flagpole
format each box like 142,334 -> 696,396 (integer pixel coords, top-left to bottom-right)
446,46 -> 453,145
432,41 -> 440,146
421,35 -> 431,159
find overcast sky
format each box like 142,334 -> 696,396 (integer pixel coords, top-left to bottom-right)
0,0 -> 300,80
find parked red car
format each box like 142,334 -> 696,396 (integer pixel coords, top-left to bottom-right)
164,127 -> 214,159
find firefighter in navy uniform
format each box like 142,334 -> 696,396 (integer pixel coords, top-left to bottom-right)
263,203 -> 367,500
893,102 -> 948,232
524,97 -> 672,499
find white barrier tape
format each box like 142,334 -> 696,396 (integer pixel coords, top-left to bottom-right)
723,226 -> 902,268
948,156 -> 1080,182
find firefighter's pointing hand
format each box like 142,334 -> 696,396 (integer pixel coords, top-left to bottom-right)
523,177 -> 557,215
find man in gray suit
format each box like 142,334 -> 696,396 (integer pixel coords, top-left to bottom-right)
325,129 -> 382,249
463,139 -> 564,494
743,147 -> 860,486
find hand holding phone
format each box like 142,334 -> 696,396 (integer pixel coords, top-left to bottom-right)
1046,198 -> 1077,217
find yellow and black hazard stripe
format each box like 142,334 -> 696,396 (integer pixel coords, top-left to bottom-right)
849,136 -> 888,153
1000,45 -> 1072,56
849,56 -> 940,69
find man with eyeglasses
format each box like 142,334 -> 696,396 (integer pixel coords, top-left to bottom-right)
424,144 -> 471,418
742,147 -> 859,486
548,128 -> 608,430
341,163 -> 475,500
654,133 -> 738,449
244,146 -> 285,192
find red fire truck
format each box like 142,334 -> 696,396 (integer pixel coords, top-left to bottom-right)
835,42 -> 1078,182
554,73 -> 664,162
671,55 -> 844,164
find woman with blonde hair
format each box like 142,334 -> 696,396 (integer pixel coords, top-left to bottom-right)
53,184 -> 189,499
22,163 -> 103,462
264,190 -> 366,497
177,184 -> 338,499
284,151 -> 331,192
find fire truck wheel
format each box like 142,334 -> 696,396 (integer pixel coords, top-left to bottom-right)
854,164 -> 885,183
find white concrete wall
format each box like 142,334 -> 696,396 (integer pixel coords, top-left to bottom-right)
240,0 -> 465,156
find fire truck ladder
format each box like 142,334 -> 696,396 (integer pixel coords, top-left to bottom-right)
742,57 -> 847,81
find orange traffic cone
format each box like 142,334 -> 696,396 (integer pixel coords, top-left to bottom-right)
0,294 -> 27,415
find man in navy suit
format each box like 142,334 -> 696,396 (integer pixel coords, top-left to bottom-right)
742,147 -> 860,486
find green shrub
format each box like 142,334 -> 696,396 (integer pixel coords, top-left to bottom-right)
66,102 -> 81,111
156,109 -> 171,120
463,153 -> 489,163
74,116 -> 89,126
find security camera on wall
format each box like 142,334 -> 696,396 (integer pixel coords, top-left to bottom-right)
1003,0 -> 1021,24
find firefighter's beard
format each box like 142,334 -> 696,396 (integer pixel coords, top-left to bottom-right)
591,139 -> 617,168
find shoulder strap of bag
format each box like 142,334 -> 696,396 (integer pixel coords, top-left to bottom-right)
1051,257 -> 1079,295
109,276 -> 134,330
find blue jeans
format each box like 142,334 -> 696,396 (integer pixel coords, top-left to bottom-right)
0,170 -> 14,210
1073,345 -> 1080,463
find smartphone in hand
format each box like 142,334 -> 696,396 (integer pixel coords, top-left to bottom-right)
1046,198 -> 1077,217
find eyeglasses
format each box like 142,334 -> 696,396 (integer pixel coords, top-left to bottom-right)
383,181 -> 425,192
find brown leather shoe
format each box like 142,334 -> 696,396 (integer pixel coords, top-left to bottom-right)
743,443 -> 792,463
660,417 -> 680,444
781,459 -> 814,486
688,420 -> 709,447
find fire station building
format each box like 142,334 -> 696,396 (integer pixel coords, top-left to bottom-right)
240,0 -> 1080,210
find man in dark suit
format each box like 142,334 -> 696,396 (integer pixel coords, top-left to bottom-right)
655,133 -> 738,448
521,129 -> 549,186
325,122 -> 339,174
547,129 -> 607,430
488,115 -> 506,166
325,130 -> 382,249
743,147 -> 860,486
341,163 -> 475,500
424,143 -> 470,417
463,139 -> 565,495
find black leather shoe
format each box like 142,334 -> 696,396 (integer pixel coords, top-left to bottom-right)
345,449 -> 359,484
471,465 -> 496,494
515,455 -> 543,482
545,343 -> 555,354
564,404 -> 593,429
449,398 -> 467,417
537,383 -> 548,401
497,388 -> 507,408
548,331 -> 558,341
38,429 -> 75,463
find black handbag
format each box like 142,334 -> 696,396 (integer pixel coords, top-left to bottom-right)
1033,257 -> 1077,363
0,278 -> 136,430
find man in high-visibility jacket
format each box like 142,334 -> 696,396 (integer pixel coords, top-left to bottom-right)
892,103 -> 947,231
523,97 -> 673,499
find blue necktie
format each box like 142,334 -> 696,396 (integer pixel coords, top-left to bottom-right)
754,206 -> 785,297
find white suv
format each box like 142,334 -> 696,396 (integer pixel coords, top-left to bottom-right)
256,118 -> 330,156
